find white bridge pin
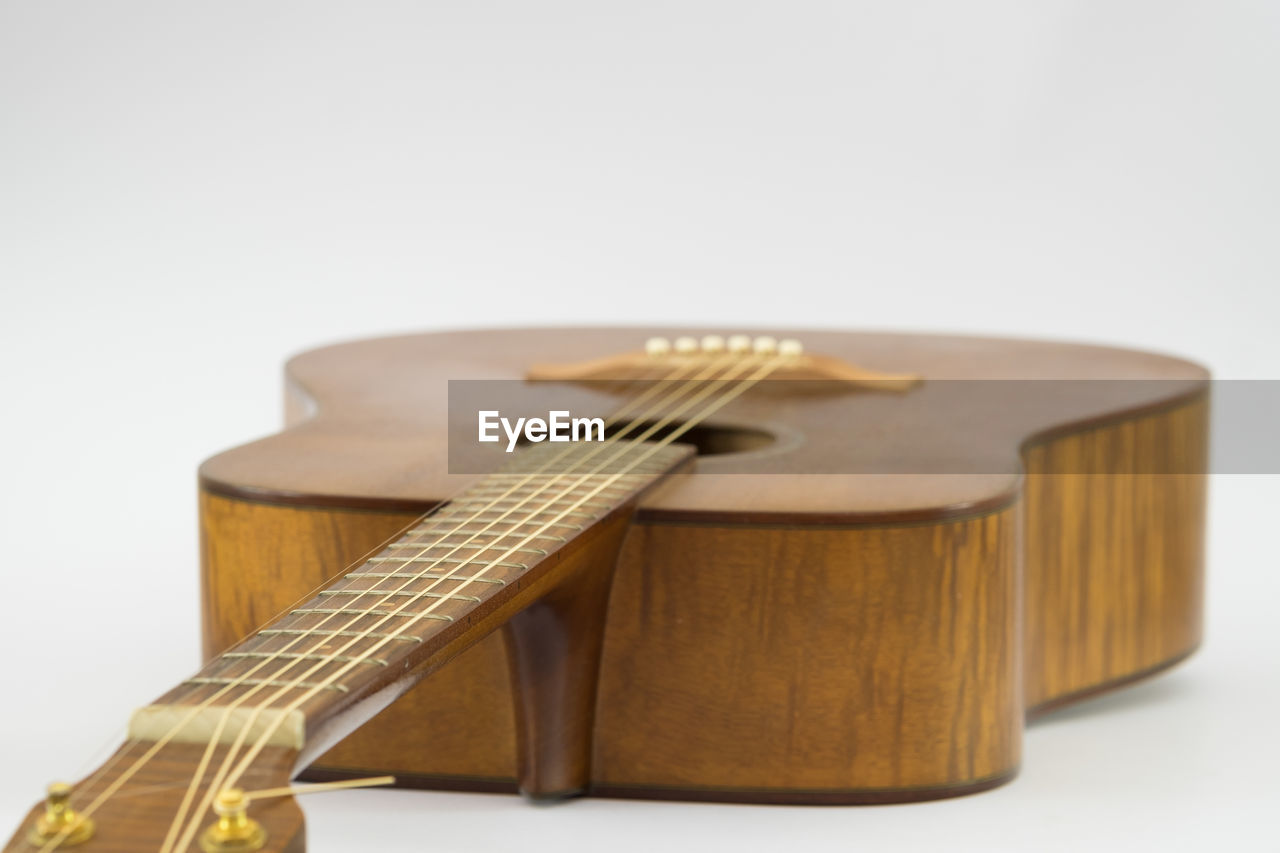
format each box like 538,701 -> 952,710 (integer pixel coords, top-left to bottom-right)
753,336 -> 779,355
645,337 -> 672,356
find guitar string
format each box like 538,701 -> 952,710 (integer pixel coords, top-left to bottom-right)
165,352 -> 773,853
49,486 -> 475,835
144,349 -> 749,853
213,351 -> 789,809
210,352 -> 790,808
41,499 -> 448,850
150,354 -> 723,853
47,347 -> 782,853
43,349 -> 720,853
156,355 -> 741,849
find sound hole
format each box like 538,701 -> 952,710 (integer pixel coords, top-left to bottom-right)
604,420 -> 775,456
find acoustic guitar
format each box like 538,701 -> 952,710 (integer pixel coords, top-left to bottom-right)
7,328 -> 1208,853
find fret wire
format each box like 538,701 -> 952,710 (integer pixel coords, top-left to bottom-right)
350,571 -> 509,584
318,589 -> 482,603
400,529 -> 570,542
185,677 -> 348,694
464,485 -> 639,497
468,481 -> 633,490
445,497 -> 612,507
382,540 -> 548,555
428,508 -> 596,518
430,509 -> 599,521
458,495 -> 626,507
291,607 -> 454,621
450,494 -> 614,504
223,651 -> 389,667
413,518 -> 587,532
259,628 -> 422,643
463,484 -> 633,497
477,471 -> 645,480
489,462 -> 665,473
488,455 -> 667,470
353,564 -> 515,579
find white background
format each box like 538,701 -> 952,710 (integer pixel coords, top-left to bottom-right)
2,3 -> 1277,851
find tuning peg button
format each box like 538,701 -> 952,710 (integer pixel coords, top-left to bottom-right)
27,782 -> 95,847
200,788 -> 267,852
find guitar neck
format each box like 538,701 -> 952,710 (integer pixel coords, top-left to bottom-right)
131,441 -> 692,768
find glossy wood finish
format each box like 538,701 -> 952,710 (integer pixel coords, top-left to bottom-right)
199,493 -> 527,785
593,507 -> 1021,798
194,328 -> 1209,803
502,515 -> 627,799
186,446 -> 691,777
201,328 -> 1208,523
1021,396 -> 1208,713
13,456 -> 680,853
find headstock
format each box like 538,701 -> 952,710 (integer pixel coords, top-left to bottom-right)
5,741 -> 304,853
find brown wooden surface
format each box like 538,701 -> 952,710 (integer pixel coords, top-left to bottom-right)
188,445 -> 691,774
592,507 -> 1021,796
3,743 -> 302,853
1021,396 -> 1208,711
501,514 -> 627,799
199,494 -> 525,783
201,328 -> 1208,524
193,326 -> 1209,804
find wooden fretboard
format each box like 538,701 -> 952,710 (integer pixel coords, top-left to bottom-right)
132,441 -> 692,763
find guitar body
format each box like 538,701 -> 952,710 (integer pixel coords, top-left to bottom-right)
197,328 -> 1207,804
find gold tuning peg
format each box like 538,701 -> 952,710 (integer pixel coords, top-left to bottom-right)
27,782 -> 95,847
199,788 -> 267,853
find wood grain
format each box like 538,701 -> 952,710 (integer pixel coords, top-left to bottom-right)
201,328 -> 1208,523
3,743 -> 302,853
502,517 -> 626,799
3,328 -> 1209,853
592,507 -> 1022,796
200,492 -> 521,784
197,395 -> 1206,801
192,328 -> 1208,804
1022,395 -> 1207,712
